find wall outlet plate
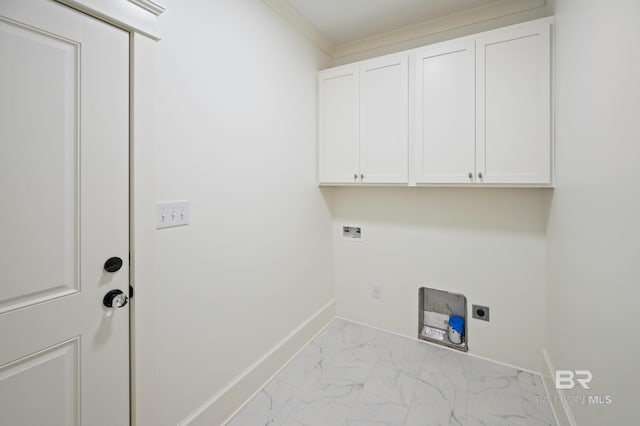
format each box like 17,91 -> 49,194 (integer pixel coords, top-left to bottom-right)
342,225 -> 363,241
472,304 -> 490,321
157,201 -> 190,228
371,286 -> 381,299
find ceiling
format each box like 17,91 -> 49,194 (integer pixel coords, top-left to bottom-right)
287,0 -> 519,45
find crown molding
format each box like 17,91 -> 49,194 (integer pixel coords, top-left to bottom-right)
128,0 -> 165,16
263,0 -> 546,60
333,0 -> 547,59
334,0 -> 546,58
263,0 -> 334,56
56,0 -> 164,40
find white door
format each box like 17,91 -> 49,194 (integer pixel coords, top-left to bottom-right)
413,40 -> 475,184
359,54 -> 408,184
0,1 -> 130,425
318,65 -> 359,184
476,21 -> 551,184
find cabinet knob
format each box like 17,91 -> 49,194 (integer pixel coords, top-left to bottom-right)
360,174 -> 364,180
353,173 -> 357,180
468,172 -> 473,179
478,172 -> 483,179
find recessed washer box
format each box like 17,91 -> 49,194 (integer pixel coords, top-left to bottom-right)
418,286 -> 468,352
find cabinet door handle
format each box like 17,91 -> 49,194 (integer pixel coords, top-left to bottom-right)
468,172 -> 473,179
360,174 -> 364,180
353,173 -> 357,180
478,172 -> 483,179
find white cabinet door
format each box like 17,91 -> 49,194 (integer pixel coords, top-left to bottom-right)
318,65 -> 359,184
359,55 -> 408,184
0,1 -> 130,425
413,40 -> 476,184
476,21 -> 551,184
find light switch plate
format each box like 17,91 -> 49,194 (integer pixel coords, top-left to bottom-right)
157,201 -> 190,228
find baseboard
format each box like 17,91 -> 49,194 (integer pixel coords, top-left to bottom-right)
542,349 -> 576,426
179,299 -> 336,426
337,315 -> 543,376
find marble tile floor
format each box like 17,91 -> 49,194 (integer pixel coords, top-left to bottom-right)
226,319 -> 556,426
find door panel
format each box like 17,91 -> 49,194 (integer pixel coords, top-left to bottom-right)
0,18 -> 79,313
0,338 -> 79,426
414,40 -> 475,184
359,55 -> 408,183
0,1 -> 129,425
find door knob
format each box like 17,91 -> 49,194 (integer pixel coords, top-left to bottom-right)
103,289 -> 128,308
104,257 -> 123,273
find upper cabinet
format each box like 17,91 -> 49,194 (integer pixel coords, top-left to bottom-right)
476,20 -> 551,185
413,39 -> 476,184
318,65 -> 359,184
318,17 -> 553,187
359,55 -> 409,184
319,54 -> 408,184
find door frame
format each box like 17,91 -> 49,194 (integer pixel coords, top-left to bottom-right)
54,1 -> 162,425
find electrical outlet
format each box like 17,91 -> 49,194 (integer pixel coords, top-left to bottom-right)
157,201 -> 190,228
472,304 -> 490,321
372,286 -> 382,299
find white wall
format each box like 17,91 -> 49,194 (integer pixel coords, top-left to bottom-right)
155,1 -> 333,424
151,1 -> 640,423
333,187 -> 550,371
545,0 -> 640,423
